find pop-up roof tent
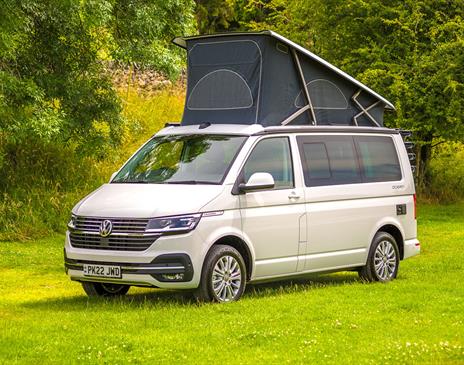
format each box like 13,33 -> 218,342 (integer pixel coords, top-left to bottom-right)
173,30 -> 395,127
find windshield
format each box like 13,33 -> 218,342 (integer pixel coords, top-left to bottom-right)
112,134 -> 247,184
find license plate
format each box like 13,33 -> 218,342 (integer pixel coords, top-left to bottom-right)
83,264 -> 122,279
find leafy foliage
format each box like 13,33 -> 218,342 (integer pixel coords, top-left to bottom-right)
0,0 -> 195,158
0,88 -> 185,240
0,0 -> 194,239
1,0 -> 463,241
195,0 -> 239,33
428,142 -> 464,202
110,0 -> 196,78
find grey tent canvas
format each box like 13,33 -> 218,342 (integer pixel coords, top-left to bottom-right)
173,30 -> 395,127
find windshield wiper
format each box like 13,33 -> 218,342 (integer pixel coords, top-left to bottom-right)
113,180 -> 149,184
166,180 -> 218,185
112,180 -> 219,185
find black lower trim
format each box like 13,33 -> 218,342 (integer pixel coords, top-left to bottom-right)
64,253 -> 194,282
151,254 -> 194,282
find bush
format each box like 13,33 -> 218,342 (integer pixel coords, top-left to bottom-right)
425,143 -> 464,203
0,87 -> 184,241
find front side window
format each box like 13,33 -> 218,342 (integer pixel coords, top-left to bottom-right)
243,137 -> 294,189
112,134 -> 246,184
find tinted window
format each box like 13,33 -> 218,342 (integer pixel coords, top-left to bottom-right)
243,137 -> 293,189
303,143 -> 331,179
297,135 -> 361,187
355,136 -> 402,182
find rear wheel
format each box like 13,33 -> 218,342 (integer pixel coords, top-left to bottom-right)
194,245 -> 246,303
359,232 -> 399,282
82,282 -> 130,297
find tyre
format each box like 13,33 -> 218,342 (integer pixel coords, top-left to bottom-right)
358,231 -> 400,282
194,244 -> 247,303
82,282 -> 130,297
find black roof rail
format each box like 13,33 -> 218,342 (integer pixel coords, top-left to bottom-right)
164,122 -> 181,128
198,122 -> 211,129
397,129 -> 412,139
404,141 -> 415,149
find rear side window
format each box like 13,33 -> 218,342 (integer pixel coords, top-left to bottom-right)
304,143 -> 331,179
355,136 -> 402,182
243,137 -> 294,189
297,135 -> 361,187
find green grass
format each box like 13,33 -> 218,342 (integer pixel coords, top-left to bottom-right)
1,203 -> 463,364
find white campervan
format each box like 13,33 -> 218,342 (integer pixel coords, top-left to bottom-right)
64,31 -> 420,302
64,124 -> 420,302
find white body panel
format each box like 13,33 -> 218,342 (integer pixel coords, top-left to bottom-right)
239,189 -> 305,277
65,125 -> 419,289
74,183 -> 224,218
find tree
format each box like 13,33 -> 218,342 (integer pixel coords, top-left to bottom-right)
110,0 -> 196,78
195,0 -> 239,34
0,0 -> 195,159
193,0 -> 288,34
247,0 -> 464,190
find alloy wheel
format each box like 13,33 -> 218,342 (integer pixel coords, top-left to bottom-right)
211,255 -> 242,302
374,240 -> 397,280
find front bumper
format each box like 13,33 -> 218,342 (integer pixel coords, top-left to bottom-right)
64,230 -> 203,289
65,253 -> 193,286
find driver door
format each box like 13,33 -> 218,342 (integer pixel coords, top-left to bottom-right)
238,137 -> 306,279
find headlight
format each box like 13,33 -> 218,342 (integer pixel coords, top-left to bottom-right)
146,213 -> 201,234
67,214 -> 77,230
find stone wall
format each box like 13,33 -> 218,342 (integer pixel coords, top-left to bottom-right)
106,62 -> 186,94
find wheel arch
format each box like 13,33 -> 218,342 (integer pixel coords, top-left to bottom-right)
375,224 -> 404,260
209,235 -> 253,280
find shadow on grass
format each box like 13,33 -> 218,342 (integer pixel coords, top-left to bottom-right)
21,272 -> 360,311
246,272 -> 359,298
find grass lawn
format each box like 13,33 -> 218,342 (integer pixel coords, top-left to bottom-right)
1,203 -> 463,364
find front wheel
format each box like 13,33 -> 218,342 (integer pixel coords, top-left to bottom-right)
194,245 -> 246,303
359,232 -> 400,282
82,282 -> 130,297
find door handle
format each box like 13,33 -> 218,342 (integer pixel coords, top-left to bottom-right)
288,191 -> 301,200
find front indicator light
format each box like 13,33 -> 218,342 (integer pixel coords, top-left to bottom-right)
67,214 -> 77,230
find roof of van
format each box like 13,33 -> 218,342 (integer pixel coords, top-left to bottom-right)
172,30 -> 395,129
173,30 -> 395,111
155,124 -> 399,137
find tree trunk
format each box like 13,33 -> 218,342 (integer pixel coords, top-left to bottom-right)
416,134 -> 433,194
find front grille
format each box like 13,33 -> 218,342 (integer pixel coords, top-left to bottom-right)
74,217 -> 148,233
70,216 -> 158,251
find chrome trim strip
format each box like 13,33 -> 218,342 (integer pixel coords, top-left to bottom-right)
301,248 -> 366,261
69,230 -> 160,238
66,263 -> 185,271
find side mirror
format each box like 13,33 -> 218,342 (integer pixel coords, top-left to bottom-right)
109,172 -> 117,182
239,172 -> 275,193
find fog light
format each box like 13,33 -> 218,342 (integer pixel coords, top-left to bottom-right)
161,273 -> 184,281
